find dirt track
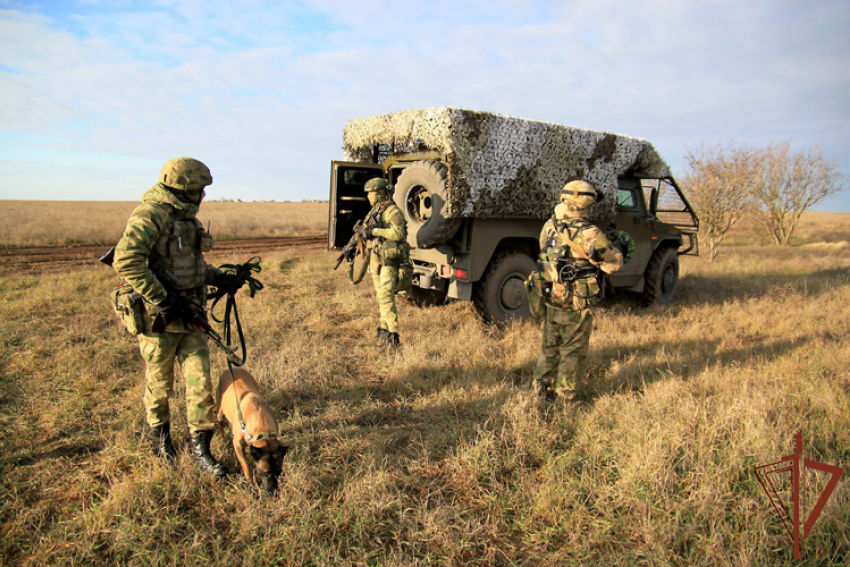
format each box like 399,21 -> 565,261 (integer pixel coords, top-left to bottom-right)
0,236 -> 327,275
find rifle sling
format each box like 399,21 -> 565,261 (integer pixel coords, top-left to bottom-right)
557,225 -> 599,266
348,238 -> 369,284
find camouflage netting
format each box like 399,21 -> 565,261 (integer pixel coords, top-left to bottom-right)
343,107 -> 673,221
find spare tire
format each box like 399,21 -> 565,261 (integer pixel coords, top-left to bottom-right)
393,161 -> 461,248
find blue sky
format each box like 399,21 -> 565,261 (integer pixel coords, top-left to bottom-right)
1,0 -> 849,210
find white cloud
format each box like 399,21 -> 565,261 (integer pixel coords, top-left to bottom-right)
0,0 -> 848,209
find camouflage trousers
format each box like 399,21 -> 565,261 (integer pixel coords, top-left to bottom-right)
370,261 -> 399,333
534,307 -> 594,399
137,330 -> 216,433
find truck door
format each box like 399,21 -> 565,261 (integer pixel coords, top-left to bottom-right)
328,161 -> 384,249
610,177 -> 653,286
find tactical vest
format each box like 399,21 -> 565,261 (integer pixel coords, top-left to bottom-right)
375,201 -> 404,234
149,211 -> 213,290
540,219 -> 595,279
536,218 -> 601,310
372,200 -> 409,267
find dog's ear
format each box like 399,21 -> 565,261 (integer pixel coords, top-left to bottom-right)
249,445 -> 264,462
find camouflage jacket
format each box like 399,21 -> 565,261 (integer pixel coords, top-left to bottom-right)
113,183 -> 219,331
539,216 -> 623,275
368,200 -> 408,267
369,200 -> 406,242
537,215 -> 623,311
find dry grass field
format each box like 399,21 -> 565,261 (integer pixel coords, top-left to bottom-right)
0,204 -> 848,566
0,201 -> 328,247
726,211 -> 850,247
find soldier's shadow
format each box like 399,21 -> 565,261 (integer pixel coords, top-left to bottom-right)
267,357 -> 536,472
591,334 -> 811,398
586,266 -> 848,397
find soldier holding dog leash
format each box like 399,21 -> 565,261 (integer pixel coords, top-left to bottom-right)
109,157 -> 237,476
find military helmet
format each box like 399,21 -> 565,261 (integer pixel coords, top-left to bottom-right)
560,180 -> 600,210
364,178 -> 389,193
159,157 -> 213,191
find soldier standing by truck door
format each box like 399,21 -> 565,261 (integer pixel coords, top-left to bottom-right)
533,181 -> 624,404
361,178 -> 408,348
111,157 -> 228,476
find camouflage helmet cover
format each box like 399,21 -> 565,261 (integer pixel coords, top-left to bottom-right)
560,180 -> 599,211
159,157 -> 213,191
364,178 -> 389,193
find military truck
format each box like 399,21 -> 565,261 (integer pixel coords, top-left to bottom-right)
329,108 -> 698,322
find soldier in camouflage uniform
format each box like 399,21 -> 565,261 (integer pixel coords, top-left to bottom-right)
112,157 -> 227,476
361,178 -> 408,348
534,181 -> 624,404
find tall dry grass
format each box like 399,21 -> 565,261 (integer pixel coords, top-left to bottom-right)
0,235 -> 848,565
0,201 -> 329,247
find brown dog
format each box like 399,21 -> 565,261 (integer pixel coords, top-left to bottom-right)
216,367 -> 288,493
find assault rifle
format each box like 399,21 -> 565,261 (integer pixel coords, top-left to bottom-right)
149,269 -> 240,359
99,247 -> 244,364
333,208 -> 381,270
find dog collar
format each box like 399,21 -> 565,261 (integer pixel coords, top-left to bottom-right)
242,428 -> 279,444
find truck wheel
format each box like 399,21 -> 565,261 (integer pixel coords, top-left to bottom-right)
474,251 -> 536,322
394,161 -> 461,248
405,285 -> 449,307
642,247 -> 679,306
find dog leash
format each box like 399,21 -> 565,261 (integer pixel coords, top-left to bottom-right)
210,257 -> 279,444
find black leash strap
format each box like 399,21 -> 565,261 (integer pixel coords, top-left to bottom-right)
209,256 -> 264,366
208,257 -> 277,443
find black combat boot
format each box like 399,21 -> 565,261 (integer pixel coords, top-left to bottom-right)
190,430 -> 227,477
151,423 -> 177,462
374,327 -> 389,346
535,381 -> 556,401
387,332 -> 400,348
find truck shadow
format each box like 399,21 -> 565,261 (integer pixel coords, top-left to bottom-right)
675,267 -> 848,306
600,266 -> 849,311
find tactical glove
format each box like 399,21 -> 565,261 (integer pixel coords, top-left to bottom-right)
157,291 -> 195,325
213,271 -> 240,291
361,227 -> 373,239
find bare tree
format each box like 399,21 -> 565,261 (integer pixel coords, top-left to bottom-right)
681,142 -> 759,262
754,141 -> 845,245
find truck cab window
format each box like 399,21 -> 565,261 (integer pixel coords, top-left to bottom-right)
344,170 -> 374,187
617,189 -> 637,210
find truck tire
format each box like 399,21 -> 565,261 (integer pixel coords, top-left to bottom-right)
642,247 -> 679,306
474,251 -> 536,322
394,161 -> 461,248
